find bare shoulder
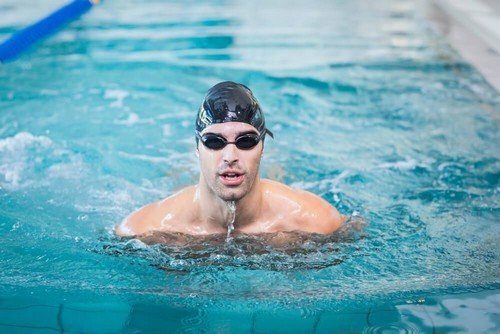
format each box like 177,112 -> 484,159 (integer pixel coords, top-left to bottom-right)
114,186 -> 196,237
261,179 -> 345,234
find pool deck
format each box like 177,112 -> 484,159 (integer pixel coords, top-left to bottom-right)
426,0 -> 500,91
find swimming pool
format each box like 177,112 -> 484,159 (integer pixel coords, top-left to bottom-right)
1,0 -> 499,332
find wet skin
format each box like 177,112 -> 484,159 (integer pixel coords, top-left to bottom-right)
115,122 -> 345,237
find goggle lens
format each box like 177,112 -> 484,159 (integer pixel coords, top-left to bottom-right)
198,133 -> 263,150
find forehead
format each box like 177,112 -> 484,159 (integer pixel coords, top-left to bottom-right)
201,122 -> 258,135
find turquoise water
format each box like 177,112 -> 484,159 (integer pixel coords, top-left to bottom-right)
1,0 -> 499,332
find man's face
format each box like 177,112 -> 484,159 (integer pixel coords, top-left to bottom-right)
197,122 -> 264,202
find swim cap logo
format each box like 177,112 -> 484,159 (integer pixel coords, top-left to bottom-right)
198,105 -> 212,127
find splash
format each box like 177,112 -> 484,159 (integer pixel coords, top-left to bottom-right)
0,132 -> 52,188
226,201 -> 236,242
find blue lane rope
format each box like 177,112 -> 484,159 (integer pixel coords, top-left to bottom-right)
0,0 -> 98,63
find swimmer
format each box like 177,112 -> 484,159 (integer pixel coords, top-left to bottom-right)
115,81 -> 345,237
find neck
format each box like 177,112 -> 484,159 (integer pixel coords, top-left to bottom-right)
196,176 -> 263,230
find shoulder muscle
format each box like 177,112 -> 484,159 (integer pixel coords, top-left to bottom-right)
115,186 -> 197,237
293,189 -> 345,234
115,202 -> 159,237
262,180 -> 345,234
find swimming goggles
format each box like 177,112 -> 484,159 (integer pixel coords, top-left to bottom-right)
196,132 -> 265,150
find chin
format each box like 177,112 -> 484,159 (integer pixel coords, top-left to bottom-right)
217,188 -> 247,202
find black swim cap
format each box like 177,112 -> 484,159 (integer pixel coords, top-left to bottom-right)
195,81 -> 273,138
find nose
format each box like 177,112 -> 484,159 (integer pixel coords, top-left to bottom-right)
222,143 -> 239,165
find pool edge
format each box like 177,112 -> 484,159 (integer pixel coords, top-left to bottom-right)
425,0 -> 500,92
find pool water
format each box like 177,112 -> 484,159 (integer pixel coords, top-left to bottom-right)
1,0 -> 499,332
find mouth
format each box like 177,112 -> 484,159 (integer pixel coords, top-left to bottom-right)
219,171 -> 245,186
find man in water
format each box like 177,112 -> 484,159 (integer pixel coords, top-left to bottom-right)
115,81 -> 344,237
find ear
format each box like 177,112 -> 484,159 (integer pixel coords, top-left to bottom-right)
195,146 -> 199,157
